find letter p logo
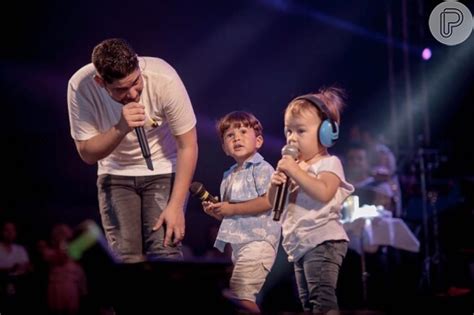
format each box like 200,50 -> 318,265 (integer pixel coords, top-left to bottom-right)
429,2 -> 473,46
441,8 -> 463,38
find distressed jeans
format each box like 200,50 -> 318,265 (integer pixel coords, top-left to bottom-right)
97,173 -> 183,263
294,240 -> 348,314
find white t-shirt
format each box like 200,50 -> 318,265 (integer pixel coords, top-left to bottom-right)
281,156 -> 354,262
67,57 -> 196,176
0,243 -> 29,271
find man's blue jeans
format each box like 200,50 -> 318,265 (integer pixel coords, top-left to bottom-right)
97,173 -> 183,263
294,240 -> 348,314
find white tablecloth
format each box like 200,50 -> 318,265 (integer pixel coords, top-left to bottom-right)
343,217 -> 420,254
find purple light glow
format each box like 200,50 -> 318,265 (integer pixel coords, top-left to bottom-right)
422,48 -> 432,60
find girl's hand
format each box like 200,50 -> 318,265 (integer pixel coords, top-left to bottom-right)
276,155 -> 300,179
271,171 -> 287,186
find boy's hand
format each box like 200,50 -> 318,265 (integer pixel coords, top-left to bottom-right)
212,202 -> 234,217
202,201 -> 223,220
202,201 -> 215,215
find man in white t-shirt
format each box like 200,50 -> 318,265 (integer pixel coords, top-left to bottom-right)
0,221 -> 30,276
67,38 -> 198,263
0,220 -> 31,311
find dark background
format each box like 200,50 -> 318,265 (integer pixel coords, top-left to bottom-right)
1,1 -> 473,303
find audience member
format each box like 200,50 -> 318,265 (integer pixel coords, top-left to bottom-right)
38,223 -> 88,315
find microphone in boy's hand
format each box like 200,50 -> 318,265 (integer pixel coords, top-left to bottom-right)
189,182 -> 219,203
273,144 -> 299,221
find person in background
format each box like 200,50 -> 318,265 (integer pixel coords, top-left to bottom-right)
0,220 -> 32,314
0,220 -> 31,278
348,125 -> 402,216
38,223 -> 88,315
345,142 -> 396,213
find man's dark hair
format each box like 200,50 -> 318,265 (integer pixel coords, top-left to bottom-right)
92,38 -> 139,83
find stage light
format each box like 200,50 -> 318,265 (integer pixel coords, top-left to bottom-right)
422,48 -> 432,60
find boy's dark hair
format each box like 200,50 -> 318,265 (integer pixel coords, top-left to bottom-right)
216,111 -> 263,140
92,38 -> 139,84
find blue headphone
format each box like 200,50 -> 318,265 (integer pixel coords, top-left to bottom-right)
295,94 -> 339,148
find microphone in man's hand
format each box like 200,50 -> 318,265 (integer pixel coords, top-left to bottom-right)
273,144 -> 299,221
189,182 -> 219,203
135,126 -> 154,170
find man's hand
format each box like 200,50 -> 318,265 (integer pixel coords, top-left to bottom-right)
119,102 -> 146,131
152,205 -> 185,246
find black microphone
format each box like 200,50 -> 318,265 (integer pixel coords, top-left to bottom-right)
273,144 -> 299,221
135,127 -> 154,170
189,182 -> 219,203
